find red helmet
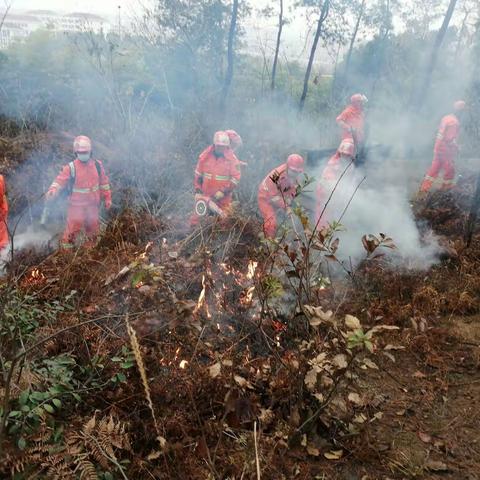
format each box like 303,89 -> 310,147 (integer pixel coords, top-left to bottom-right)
453,100 -> 466,112
213,131 -> 230,147
287,154 -> 304,173
337,139 -> 355,157
351,93 -> 368,106
225,130 -> 242,150
73,135 -> 92,153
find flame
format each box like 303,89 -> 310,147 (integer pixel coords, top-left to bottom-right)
179,360 -> 188,369
194,274 -> 212,319
246,260 -> 258,280
28,268 -> 45,283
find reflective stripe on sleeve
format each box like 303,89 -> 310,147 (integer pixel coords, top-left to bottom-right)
100,184 -> 111,191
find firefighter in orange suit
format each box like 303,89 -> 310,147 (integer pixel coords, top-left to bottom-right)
336,93 -> 368,155
258,154 -> 305,238
191,131 -> 241,226
46,135 -> 111,249
420,100 -> 466,192
0,175 -> 8,251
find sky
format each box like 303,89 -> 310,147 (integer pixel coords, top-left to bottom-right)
6,0 -> 141,17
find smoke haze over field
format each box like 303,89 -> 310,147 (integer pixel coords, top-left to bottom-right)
0,0 -> 478,269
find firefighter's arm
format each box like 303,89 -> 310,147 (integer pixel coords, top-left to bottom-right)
193,157 -> 204,193
0,195 -> 7,219
46,165 -> 71,199
336,109 -> 351,130
98,161 -> 112,209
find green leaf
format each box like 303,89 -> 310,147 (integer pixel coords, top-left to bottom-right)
121,361 -> 135,369
30,391 -> 46,401
72,393 -> 82,402
43,404 -> 54,414
18,437 -> 27,450
8,410 -> 22,418
52,399 -> 62,408
19,390 -> 29,406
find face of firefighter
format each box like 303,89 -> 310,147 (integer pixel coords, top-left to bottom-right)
214,145 -> 227,157
77,152 -> 91,163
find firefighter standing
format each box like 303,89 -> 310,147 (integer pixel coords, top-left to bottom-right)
46,135 -> 111,250
191,131 -> 241,226
0,174 -> 8,251
420,100 -> 466,193
258,154 -> 305,238
336,94 -> 368,155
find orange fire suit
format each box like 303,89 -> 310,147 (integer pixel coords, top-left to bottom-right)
420,114 -> 460,192
48,159 -> 111,249
336,104 -> 365,153
0,175 -> 8,250
258,163 -> 298,238
191,146 -> 241,226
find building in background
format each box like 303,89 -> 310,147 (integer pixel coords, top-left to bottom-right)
0,9 -> 111,49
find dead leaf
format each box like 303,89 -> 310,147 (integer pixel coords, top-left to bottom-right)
234,375 -> 250,388
413,371 -> 427,379
147,450 -> 162,460
425,460 -> 448,472
208,362 -> 221,378
157,436 -> 167,449
307,445 -> 321,457
168,251 -> 179,259
222,359 -> 233,367
384,344 -> 405,351
363,358 -> 378,370
259,408 -> 274,426
345,314 -> 361,331
418,431 -> 432,443
304,305 -> 333,327
395,410 -> 406,416
353,414 -> 367,424
348,392 -> 363,406
314,393 -> 324,403
304,368 -> 317,391
332,354 -> 348,370
383,352 -> 396,362
324,449 -> 343,460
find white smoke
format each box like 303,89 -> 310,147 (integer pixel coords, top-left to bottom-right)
313,157 -> 442,270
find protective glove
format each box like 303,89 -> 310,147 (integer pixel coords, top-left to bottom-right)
104,198 -> 112,211
214,191 -> 225,201
45,189 -> 57,201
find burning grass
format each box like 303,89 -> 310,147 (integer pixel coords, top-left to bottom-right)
2,183 -> 480,478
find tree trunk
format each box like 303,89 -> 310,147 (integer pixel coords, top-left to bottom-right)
299,0 -> 330,112
220,0 -> 240,114
454,9 -> 470,60
343,0 -> 366,85
271,0 -> 284,91
413,0 -> 458,109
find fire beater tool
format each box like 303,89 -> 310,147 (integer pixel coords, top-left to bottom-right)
194,195 -> 226,218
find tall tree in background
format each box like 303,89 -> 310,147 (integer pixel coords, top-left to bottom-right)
220,0 -> 240,114
343,0 -> 366,85
413,0 -> 458,109
271,0 -> 284,91
299,0 -> 330,111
